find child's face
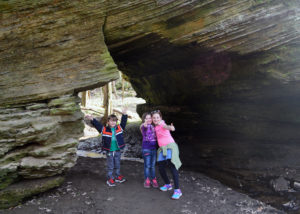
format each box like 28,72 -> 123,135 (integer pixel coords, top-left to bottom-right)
145,115 -> 152,124
108,119 -> 117,128
152,113 -> 161,125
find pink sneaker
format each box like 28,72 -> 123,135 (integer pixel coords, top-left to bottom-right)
144,178 -> 150,188
151,178 -> 159,188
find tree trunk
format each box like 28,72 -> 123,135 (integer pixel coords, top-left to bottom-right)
122,78 -> 125,101
81,91 -> 87,107
112,81 -> 118,99
87,90 -> 91,100
102,86 -> 108,107
102,83 -> 113,124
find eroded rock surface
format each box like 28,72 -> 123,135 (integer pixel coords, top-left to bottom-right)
0,0 -> 119,207
0,0 -> 119,105
0,95 -> 84,208
103,0 -> 300,210
1,0 -> 300,209
105,0 -> 300,141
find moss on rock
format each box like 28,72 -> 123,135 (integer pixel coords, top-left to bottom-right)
0,176 -> 64,209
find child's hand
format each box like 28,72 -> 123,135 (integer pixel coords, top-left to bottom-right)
170,123 -> 175,131
122,106 -> 128,115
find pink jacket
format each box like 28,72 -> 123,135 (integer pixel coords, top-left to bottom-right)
155,120 -> 175,147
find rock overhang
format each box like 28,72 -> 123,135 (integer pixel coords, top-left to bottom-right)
1,0 -> 300,209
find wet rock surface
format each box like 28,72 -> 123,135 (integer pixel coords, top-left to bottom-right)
0,157 -> 285,214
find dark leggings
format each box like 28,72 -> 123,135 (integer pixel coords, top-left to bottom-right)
158,159 -> 179,189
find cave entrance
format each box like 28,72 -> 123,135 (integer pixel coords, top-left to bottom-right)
77,76 -> 145,156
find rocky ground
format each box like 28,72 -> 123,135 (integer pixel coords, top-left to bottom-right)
0,157 -> 284,214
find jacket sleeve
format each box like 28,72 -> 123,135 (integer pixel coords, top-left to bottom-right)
120,114 -> 128,130
91,118 -> 103,133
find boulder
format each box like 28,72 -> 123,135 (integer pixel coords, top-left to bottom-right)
270,176 -> 290,192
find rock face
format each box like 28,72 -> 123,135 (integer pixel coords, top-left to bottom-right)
0,0 -> 119,105
105,0 -> 300,142
104,0 -> 300,207
1,0 -> 300,209
0,0 -> 119,208
0,95 -> 84,208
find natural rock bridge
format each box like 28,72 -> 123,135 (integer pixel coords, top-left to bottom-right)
1,0 -> 300,209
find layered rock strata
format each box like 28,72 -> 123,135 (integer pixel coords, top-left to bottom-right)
105,0 -> 300,142
0,0 -> 119,105
1,0 -> 300,209
104,0 -> 300,208
0,95 -> 84,208
0,0 -> 119,208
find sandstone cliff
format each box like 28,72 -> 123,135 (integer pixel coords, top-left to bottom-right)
1,0 -> 300,209
105,0 -> 300,198
0,0 -> 119,208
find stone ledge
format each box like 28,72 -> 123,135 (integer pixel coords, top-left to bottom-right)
0,176 -> 64,209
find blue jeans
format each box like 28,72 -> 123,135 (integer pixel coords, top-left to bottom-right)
142,149 -> 157,180
106,150 -> 121,179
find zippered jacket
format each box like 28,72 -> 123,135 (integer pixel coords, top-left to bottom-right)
91,114 -> 128,151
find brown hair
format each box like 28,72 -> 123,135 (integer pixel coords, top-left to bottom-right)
151,110 -> 162,118
107,114 -> 118,122
141,112 -> 151,123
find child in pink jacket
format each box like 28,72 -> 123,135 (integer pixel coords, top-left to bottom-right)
152,110 -> 182,200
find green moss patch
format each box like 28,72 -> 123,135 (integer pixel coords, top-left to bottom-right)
0,176 -> 64,209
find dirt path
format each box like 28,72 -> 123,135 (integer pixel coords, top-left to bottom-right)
1,157 -> 284,214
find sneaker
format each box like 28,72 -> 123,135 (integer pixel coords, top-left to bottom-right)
159,184 -> 172,191
106,178 -> 116,187
151,178 -> 159,188
115,175 -> 126,183
144,178 -> 151,188
171,189 -> 182,200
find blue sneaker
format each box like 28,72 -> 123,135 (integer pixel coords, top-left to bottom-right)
172,189 -> 182,199
160,184 -> 172,191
